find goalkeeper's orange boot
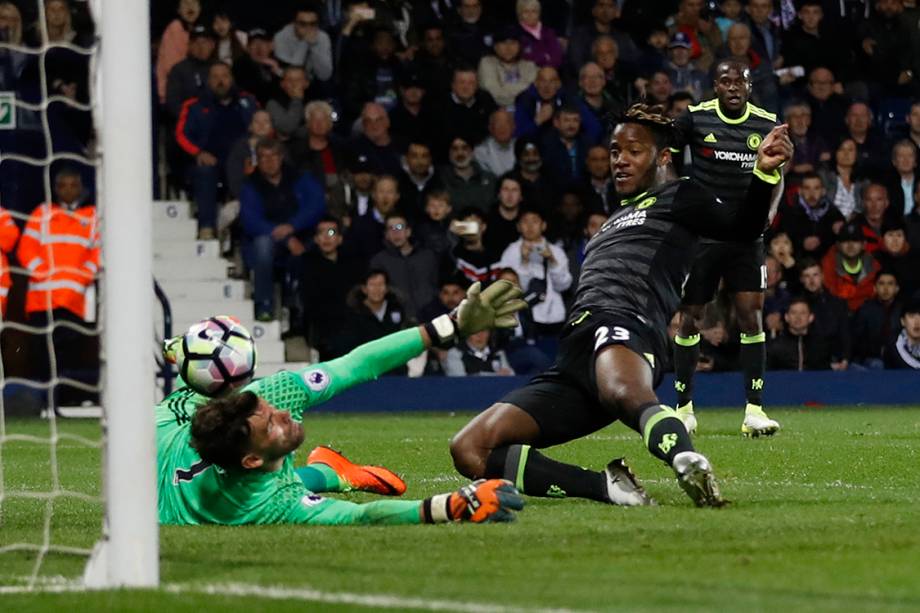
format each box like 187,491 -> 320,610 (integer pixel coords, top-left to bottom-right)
307,446 -> 407,496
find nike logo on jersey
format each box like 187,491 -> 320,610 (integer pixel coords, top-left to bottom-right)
703,132 -> 717,143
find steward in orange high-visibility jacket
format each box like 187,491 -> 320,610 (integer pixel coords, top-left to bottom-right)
0,207 -> 21,317
17,171 -> 99,321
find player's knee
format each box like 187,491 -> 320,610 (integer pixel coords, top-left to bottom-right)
596,376 -> 632,413
449,430 -> 487,479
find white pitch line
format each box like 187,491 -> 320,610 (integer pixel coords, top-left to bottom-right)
0,581 -> 589,613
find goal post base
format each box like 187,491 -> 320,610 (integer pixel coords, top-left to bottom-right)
83,537 -> 158,589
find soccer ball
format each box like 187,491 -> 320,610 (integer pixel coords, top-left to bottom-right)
176,315 -> 257,396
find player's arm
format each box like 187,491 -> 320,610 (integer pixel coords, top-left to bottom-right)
674,124 -> 792,241
248,281 -> 527,415
669,108 -> 693,175
296,280 -> 526,404
282,479 -> 524,526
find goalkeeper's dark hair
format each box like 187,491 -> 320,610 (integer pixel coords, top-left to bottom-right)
191,391 -> 260,470
614,103 -> 676,152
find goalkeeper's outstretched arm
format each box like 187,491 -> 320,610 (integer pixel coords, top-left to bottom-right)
286,479 -> 525,525
310,280 -> 526,400
249,281 -> 527,415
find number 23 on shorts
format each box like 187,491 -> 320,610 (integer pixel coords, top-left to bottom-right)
594,325 -> 630,351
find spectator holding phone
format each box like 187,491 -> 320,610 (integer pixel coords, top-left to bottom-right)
450,207 -> 502,286
498,208 -> 571,338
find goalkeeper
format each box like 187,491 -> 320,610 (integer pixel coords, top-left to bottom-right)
157,281 -> 527,526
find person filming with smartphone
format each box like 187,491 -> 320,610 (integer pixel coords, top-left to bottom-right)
449,207 -> 503,286
499,208 -> 572,347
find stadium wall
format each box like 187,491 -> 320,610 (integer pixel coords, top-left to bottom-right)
315,371 -> 920,412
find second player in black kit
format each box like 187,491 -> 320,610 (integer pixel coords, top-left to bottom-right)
671,60 -> 782,438
449,104 -> 792,508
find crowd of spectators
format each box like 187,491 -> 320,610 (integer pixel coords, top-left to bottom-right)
1,0 -> 920,380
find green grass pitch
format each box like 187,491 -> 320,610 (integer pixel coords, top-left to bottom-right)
2,406 -> 920,611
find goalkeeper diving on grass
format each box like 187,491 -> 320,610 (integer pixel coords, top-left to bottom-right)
157,281 -> 527,526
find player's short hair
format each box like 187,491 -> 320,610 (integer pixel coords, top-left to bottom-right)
191,391 -> 260,470
617,103 -> 676,151
713,59 -> 751,82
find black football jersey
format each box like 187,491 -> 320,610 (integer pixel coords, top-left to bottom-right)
673,99 -> 778,207
570,173 -> 778,355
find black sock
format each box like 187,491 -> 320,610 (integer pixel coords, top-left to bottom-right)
740,332 -> 766,406
485,444 -> 608,501
673,334 -> 700,407
639,403 -> 695,465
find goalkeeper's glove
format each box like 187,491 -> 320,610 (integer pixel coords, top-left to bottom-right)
162,335 -> 182,364
423,280 -> 528,348
421,479 -> 525,523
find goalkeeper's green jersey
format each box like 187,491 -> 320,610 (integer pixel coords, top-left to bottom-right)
156,328 -> 425,526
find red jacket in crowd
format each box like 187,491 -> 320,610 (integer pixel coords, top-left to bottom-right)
821,246 -> 879,313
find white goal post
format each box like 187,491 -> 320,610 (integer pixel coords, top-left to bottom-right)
83,0 -> 158,588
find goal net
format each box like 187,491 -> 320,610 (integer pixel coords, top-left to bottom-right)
0,0 -> 157,590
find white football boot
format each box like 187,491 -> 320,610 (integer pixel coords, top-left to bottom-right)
604,458 -> 655,506
675,402 -> 697,435
741,404 -> 780,437
672,451 -> 725,507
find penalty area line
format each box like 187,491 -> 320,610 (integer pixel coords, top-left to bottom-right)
1,580 -> 588,612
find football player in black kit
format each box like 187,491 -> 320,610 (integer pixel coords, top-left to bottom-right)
448,104 -> 792,507
671,61 -> 781,437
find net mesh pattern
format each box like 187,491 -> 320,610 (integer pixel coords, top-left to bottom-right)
0,0 -> 103,589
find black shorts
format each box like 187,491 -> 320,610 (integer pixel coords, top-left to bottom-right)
681,239 -> 766,306
500,311 -> 663,448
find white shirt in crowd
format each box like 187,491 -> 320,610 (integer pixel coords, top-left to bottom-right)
499,238 -> 572,325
